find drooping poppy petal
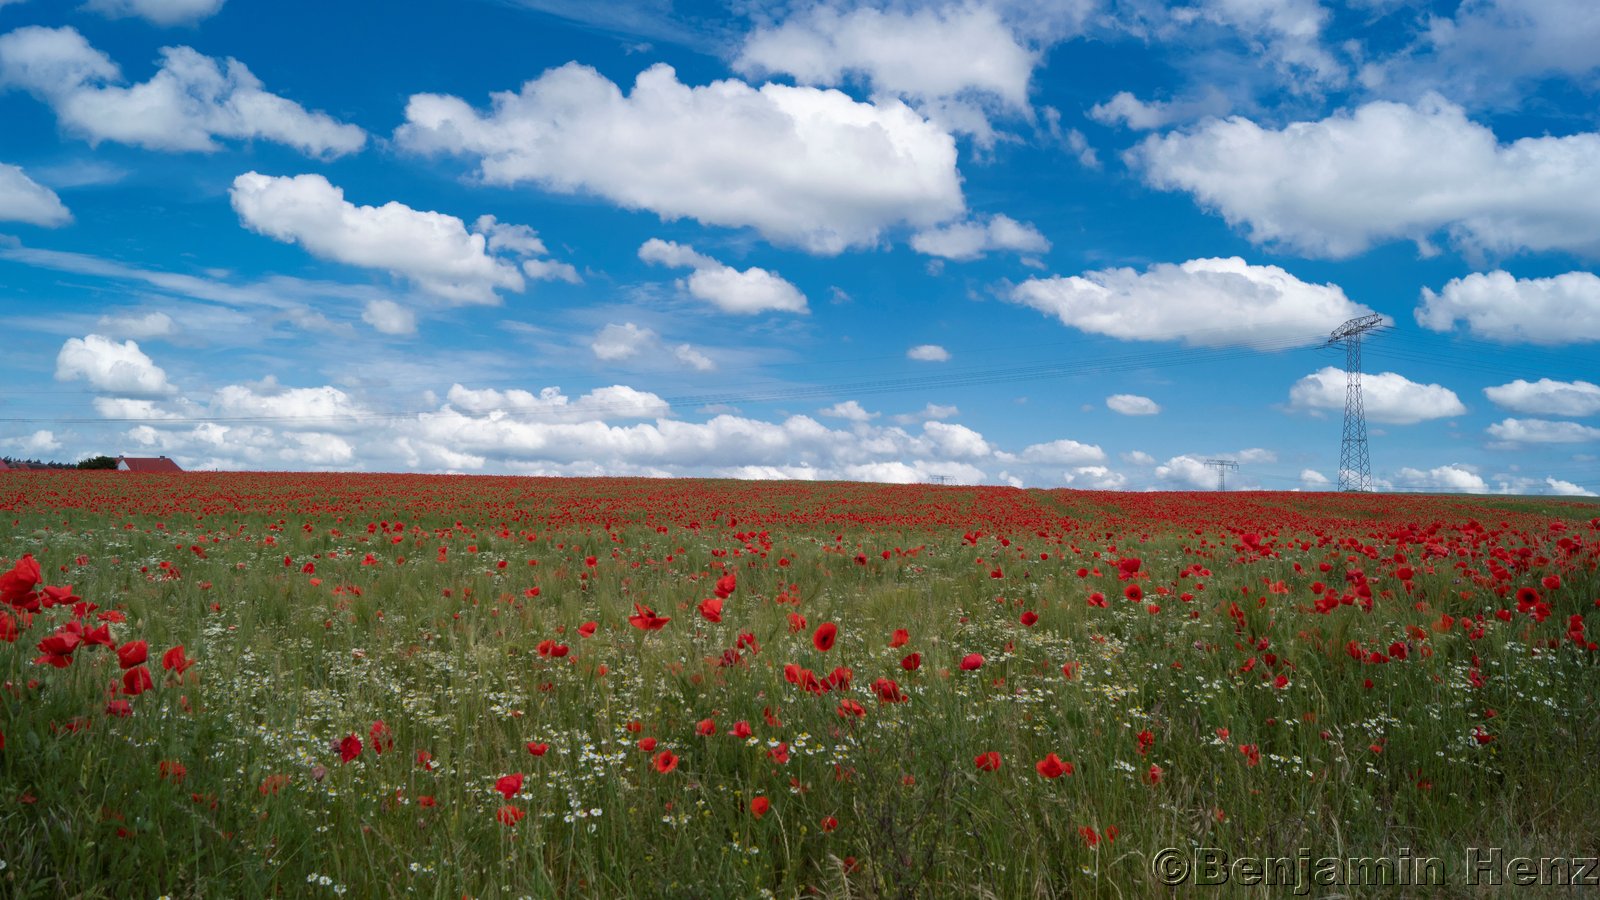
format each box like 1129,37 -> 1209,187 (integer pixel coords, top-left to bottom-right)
812,622 -> 838,652
121,665 -> 154,696
627,604 -> 670,631
161,645 -> 195,674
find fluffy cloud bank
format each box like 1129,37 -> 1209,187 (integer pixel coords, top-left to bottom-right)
1129,95 -> 1600,258
1011,257 -> 1372,347
56,334 -> 175,397
638,239 -> 807,314
85,0 -> 226,25
911,214 -> 1049,260
1417,271 -> 1600,345
231,173 -> 574,305
395,63 -> 963,254
1484,379 -> 1600,417
0,26 -> 364,157
1288,368 -> 1466,424
0,162 -> 70,226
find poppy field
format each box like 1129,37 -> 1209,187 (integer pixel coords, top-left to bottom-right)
2,471 -> 1598,898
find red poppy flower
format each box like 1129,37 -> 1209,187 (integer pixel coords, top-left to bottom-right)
638,737 -> 657,753
889,628 -> 909,648
1145,764 -> 1163,785
161,645 -> 195,674
0,554 -> 41,604
1240,744 -> 1260,766
714,573 -> 737,599
105,699 -> 132,717
697,598 -> 723,623
820,815 -> 839,832
497,804 -> 525,826
1019,611 -> 1038,627
122,665 -> 154,696
974,751 -> 1001,772
729,720 -> 753,739
653,750 -> 679,773
696,718 -> 716,736
495,773 -> 524,799
872,677 -> 907,703
750,796 -> 770,818
813,622 -> 838,652
369,719 -> 394,754
959,653 -> 984,671
339,733 -> 362,763
836,698 -> 866,718
900,652 -> 922,671
527,741 -> 549,756
578,621 -> 598,638
1036,753 -> 1070,779
627,604 -> 670,631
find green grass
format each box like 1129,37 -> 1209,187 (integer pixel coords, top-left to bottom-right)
1,472 -> 1598,898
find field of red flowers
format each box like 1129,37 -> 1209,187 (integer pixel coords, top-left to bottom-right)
2,471 -> 1598,897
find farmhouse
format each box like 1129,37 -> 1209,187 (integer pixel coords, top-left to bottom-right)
116,455 -> 184,473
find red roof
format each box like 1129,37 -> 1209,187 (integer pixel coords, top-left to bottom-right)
117,456 -> 183,473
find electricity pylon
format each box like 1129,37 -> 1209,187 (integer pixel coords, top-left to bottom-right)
1327,314 -> 1385,492
1203,458 -> 1238,491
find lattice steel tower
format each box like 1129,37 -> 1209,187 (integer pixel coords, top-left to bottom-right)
1203,458 -> 1238,492
1327,314 -> 1385,492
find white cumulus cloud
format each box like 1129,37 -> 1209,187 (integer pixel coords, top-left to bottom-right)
1012,438 -> 1105,466
590,322 -> 656,361
230,172 -> 530,304
1486,418 -> 1600,444
85,0 -> 226,25
395,63 -> 963,254
1545,477 -> 1596,497
55,334 -> 175,397
1011,257 -> 1373,347
907,344 -> 950,362
735,3 -> 1037,144
1289,367 -> 1466,424
361,299 -> 417,336
1394,464 -> 1488,493
911,213 -> 1049,260
0,26 -> 364,157
819,400 -> 878,423
638,238 -> 807,314
0,161 -> 70,226
1128,94 -> 1600,258
1417,271 -> 1600,345
1484,378 -> 1600,417
1106,393 -> 1160,416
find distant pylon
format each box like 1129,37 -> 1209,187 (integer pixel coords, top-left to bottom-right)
1327,314 -> 1385,492
1202,458 -> 1238,491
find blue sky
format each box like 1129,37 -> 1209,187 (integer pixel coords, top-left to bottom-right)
1,0 -> 1597,494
